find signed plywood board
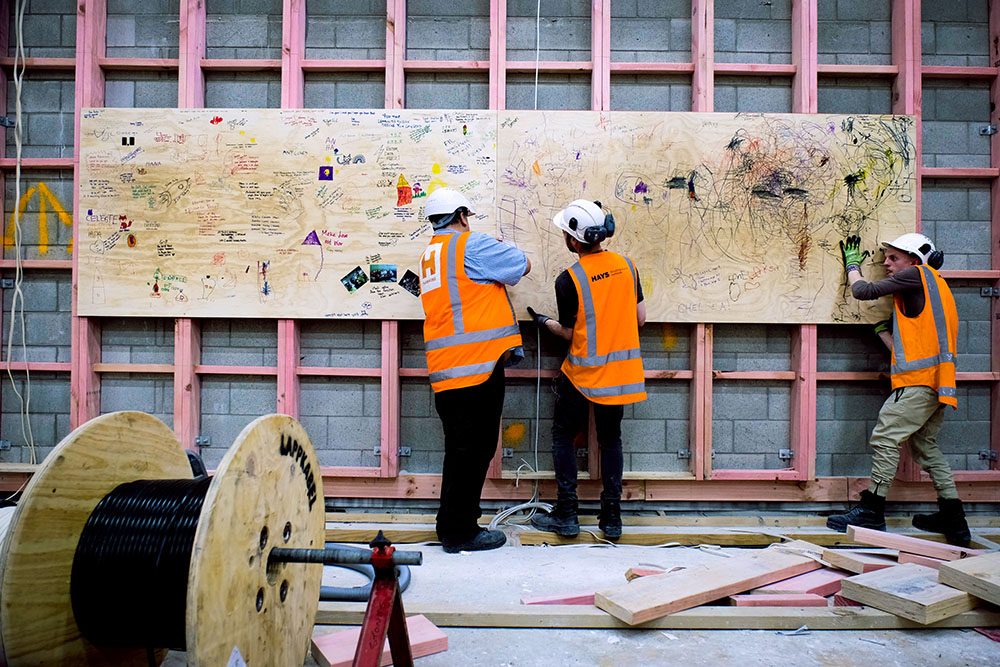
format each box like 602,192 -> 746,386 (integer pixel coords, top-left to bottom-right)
78,109 -> 914,322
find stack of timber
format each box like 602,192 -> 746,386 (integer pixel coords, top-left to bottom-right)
837,528 -> 999,625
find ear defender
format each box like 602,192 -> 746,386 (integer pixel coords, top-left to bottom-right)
927,249 -> 945,269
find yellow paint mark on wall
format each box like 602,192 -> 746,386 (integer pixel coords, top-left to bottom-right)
4,182 -> 73,255
660,323 -> 677,350
432,163 -> 441,174
532,160 -> 541,175
503,422 -> 526,445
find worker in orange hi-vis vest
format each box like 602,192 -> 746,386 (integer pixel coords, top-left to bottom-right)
525,199 -> 646,541
826,232 -> 969,546
418,187 -> 531,553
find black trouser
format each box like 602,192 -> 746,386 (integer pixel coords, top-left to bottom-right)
434,361 -> 505,543
551,372 -> 623,501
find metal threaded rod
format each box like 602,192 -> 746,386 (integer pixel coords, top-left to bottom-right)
269,547 -> 423,567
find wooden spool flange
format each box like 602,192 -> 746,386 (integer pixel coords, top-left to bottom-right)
0,411 -> 325,666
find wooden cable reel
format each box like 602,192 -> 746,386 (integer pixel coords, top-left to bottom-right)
0,411 -> 325,666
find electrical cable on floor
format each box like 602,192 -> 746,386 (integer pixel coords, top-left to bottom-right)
3,0 -> 36,503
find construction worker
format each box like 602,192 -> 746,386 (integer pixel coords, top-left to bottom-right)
526,200 -> 646,540
419,187 -> 531,553
826,233 -> 970,545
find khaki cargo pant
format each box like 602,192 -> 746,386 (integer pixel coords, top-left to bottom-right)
867,385 -> 958,500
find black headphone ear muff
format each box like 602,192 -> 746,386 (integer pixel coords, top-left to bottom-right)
568,217 -> 578,230
927,250 -> 945,270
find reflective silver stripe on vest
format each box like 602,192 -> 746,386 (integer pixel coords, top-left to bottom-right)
425,324 -> 522,351
569,262 -> 598,359
576,381 -> 646,399
623,255 -> 637,298
446,235 -> 464,333
891,265 -> 955,376
428,359 -> 498,384
939,385 -> 956,398
568,347 -> 642,367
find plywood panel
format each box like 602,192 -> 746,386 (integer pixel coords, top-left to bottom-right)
78,109 -> 915,322
937,551 -> 1000,607
839,563 -> 977,625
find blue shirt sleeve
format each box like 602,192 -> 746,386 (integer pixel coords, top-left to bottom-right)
462,231 -> 528,285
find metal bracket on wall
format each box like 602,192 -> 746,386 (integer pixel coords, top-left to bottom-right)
0,440 -> 11,451
194,435 -> 211,447
501,448 -> 513,458
778,448 -> 794,461
980,125 -> 998,135
0,117 -> 14,128
677,449 -> 691,459
0,279 -> 13,289
980,287 -> 1000,298
398,446 -> 411,457
979,450 -> 998,462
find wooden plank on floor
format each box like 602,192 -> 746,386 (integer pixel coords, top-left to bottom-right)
310,614 -> 447,667
846,526 -> 984,561
315,602 -> 1000,630
937,551 -> 1000,607
729,593 -> 828,607
625,567 -> 669,580
897,552 -> 947,570
839,563 -> 977,625
750,567 -> 850,596
822,548 -> 897,574
592,541 -> 823,625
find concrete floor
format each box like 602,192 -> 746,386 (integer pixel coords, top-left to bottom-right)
165,525 -> 1000,666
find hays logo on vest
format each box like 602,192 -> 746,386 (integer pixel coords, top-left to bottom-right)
589,267 -> 628,283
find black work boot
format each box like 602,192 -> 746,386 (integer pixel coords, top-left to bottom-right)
912,497 -> 972,547
530,495 -> 580,537
441,528 -> 506,554
826,490 -> 886,532
598,498 -> 622,540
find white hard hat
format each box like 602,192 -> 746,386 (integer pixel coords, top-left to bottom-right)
553,200 -> 606,243
424,187 -> 475,228
882,233 -> 935,264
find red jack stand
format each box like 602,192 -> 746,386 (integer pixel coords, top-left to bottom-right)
352,531 -> 414,667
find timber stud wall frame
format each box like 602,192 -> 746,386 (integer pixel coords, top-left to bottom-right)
0,1 -> 997,503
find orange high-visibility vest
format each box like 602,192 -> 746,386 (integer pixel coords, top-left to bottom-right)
891,265 -> 958,408
419,232 -> 522,393
561,251 -> 646,405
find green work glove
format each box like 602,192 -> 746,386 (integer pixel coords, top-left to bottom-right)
873,320 -> 891,335
526,306 -> 551,328
839,234 -> 871,271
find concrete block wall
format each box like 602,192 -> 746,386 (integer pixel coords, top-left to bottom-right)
6,74 -> 76,159
714,324 -> 791,373
815,381 -> 884,477
817,77 -> 892,114
306,0 -> 387,60
0,371 -> 71,464
100,318 -> 175,364
105,72 -> 179,108
922,81 -> 991,169
506,0 -> 592,62
405,1 -> 490,61
100,373 -> 174,429
714,76 -> 793,113
2,170 -> 74,258
300,320 -> 382,369
304,73 -> 386,109
199,375 -> 277,467
405,73 -> 490,109
299,376 -> 381,468
715,0 -> 792,65
921,179 -> 991,270
713,380 -> 791,469
0,270 -> 72,364
205,73 -> 282,109
609,74 -> 692,112
922,0 -> 989,67
106,0 -> 180,59
817,0 -> 892,66
206,0 -> 283,59
6,0 -> 76,58
609,0 -> 690,63
505,73 -> 591,110
200,319 -> 277,366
